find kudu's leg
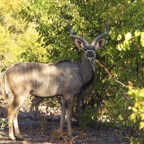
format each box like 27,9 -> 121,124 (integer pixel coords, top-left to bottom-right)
8,101 -> 16,140
13,98 -> 25,140
13,112 -> 22,140
60,97 -> 66,133
65,95 -> 74,138
8,96 -> 25,140
29,97 -> 42,119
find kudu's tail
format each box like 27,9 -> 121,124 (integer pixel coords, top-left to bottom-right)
2,72 -> 9,101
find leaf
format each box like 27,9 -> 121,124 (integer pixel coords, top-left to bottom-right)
22,140 -> 31,144
134,30 -> 141,37
123,40 -> 130,50
140,32 -> 144,47
118,115 -> 123,121
51,129 -> 63,140
77,131 -> 86,139
125,32 -> 132,40
117,44 -> 122,51
141,32 -> 144,38
117,34 -> 122,41
110,32 -> 116,40
139,122 -> 144,130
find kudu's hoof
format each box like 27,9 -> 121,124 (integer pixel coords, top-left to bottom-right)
16,135 -> 24,141
9,135 -> 16,141
9,135 -> 24,141
68,134 -> 72,139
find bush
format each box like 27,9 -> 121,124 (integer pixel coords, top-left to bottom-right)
128,88 -> 144,131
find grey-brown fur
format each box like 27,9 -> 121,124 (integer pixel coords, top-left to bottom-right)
5,61 -> 82,98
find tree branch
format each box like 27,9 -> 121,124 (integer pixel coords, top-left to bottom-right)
96,60 -> 127,88
96,60 -> 111,78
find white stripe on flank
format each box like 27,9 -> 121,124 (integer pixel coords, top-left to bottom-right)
24,63 -> 29,84
45,65 -> 50,95
32,63 -> 36,89
4,74 -> 8,96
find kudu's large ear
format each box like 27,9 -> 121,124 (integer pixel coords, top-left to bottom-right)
74,39 -> 85,49
70,26 -> 89,50
95,38 -> 105,50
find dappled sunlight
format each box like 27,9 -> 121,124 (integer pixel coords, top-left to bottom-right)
0,0 -> 144,143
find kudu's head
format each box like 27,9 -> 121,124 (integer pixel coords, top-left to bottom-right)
70,25 -> 109,71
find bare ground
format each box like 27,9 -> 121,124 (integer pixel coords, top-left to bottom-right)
0,102 -> 130,144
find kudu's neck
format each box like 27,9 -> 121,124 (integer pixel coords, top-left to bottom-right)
80,55 -> 94,85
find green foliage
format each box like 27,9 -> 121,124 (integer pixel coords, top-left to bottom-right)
21,0 -> 81,62
0,0 -> 144,142
128,88 -> 144,130
0,0 -> 48,69
0,0 -> 24,66
79,107 -> 98,128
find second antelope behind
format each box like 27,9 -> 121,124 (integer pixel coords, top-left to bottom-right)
3,25 -> 109,140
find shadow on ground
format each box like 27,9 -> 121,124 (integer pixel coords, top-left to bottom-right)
0,104 -> 125,144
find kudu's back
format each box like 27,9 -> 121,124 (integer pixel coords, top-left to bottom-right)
5,61 -> 82,98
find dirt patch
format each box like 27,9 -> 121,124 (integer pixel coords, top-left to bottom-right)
0,104 -> 127,144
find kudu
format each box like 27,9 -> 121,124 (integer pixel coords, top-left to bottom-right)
3,25 -> 109,140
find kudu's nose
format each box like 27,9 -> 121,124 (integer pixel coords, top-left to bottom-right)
85,50 -> 95,59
